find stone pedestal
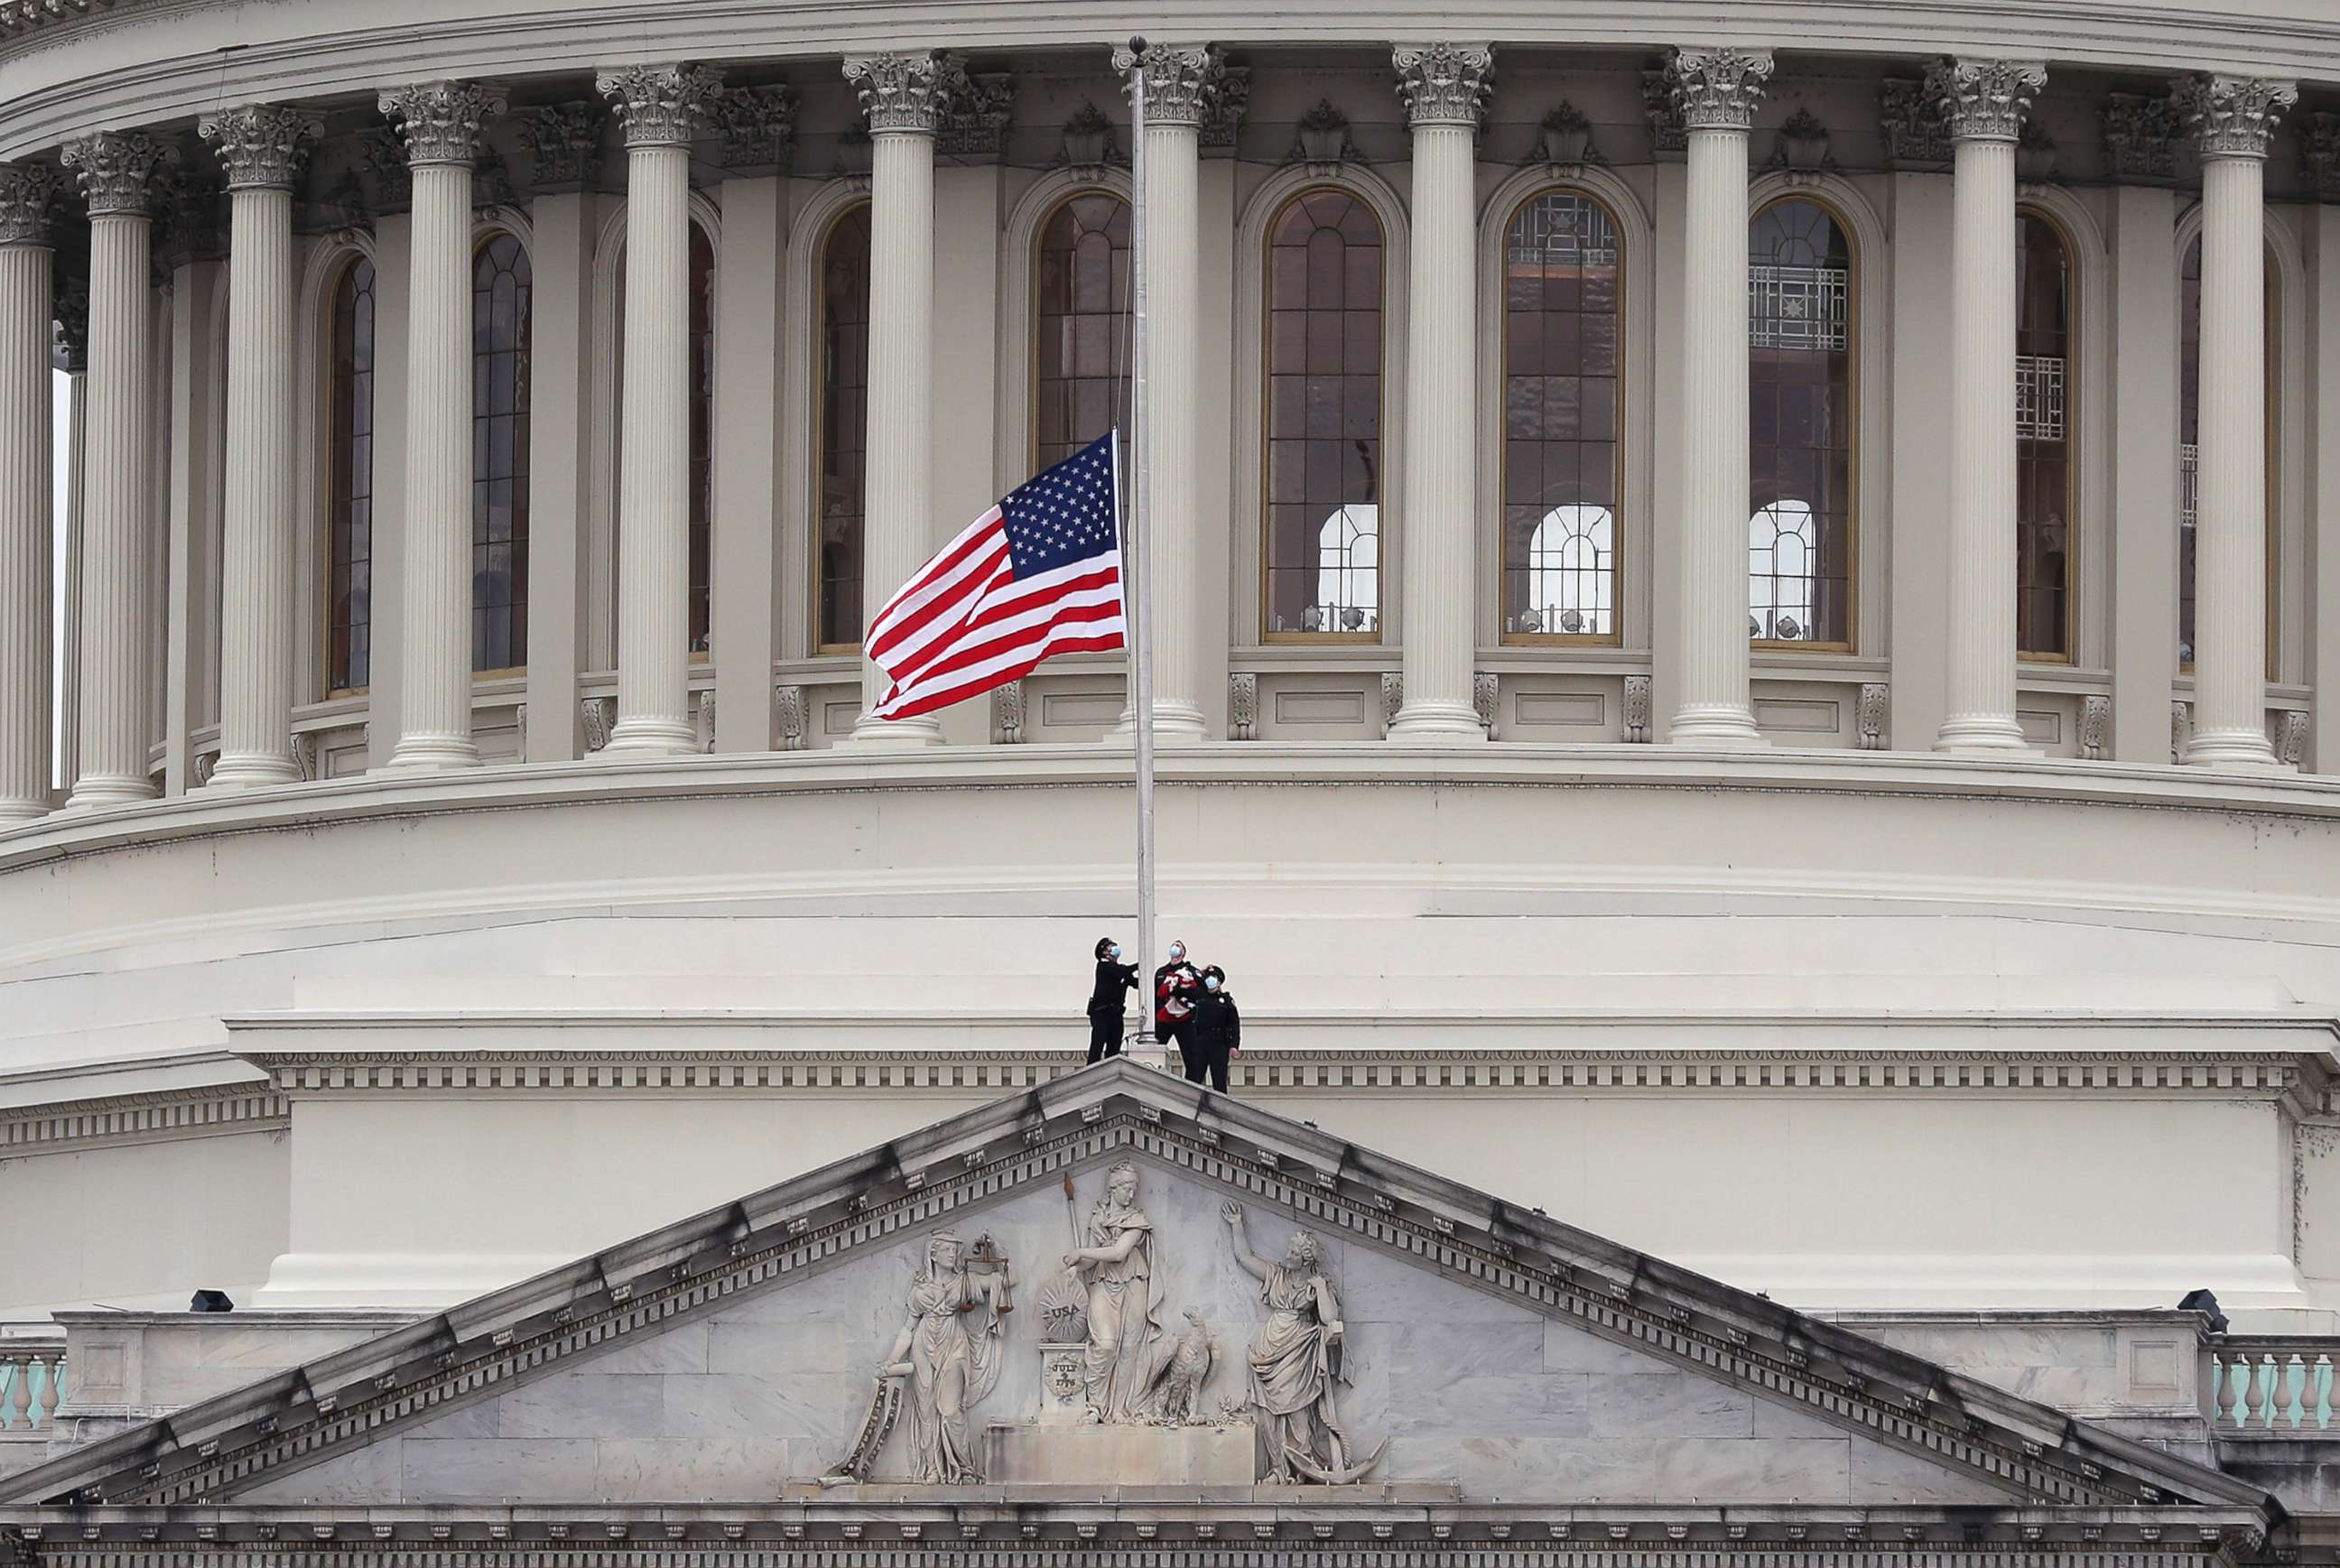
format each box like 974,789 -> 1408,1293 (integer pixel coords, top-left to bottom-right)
984,1419 -> 1254,1486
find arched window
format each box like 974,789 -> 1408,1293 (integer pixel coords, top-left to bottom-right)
817,204 -> 872,651
472,232 -> 532,673
1264,188 -> 1383,637
326,255 -> 376,693
612,222 -> 719,654
2016,210 -> 2073,660
2178,235 -> 2278,672
1502,190 -> 1622,638
1748,199 -> 1852,645
1035,192 -> 1130,470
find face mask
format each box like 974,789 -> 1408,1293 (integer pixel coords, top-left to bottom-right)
1169,946 -> 1184,961
1108,945 -> 1122,960
1204,976 -> 1221,991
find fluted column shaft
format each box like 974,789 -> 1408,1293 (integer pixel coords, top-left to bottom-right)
201,107 -> 314,787
0,164 -> 57,821
600,64 -> 724,756
1929,58 -> 2044,754
381,81 -> 505,771
845,52 -> 949,744
1388,43 -> 1492,742
61,132 -> 172,808
1136,71 -> 1207,739
1667,48 -> 1770,747
2182,75 -> 2297,766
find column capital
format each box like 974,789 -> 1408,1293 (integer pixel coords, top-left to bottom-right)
195,104 -> 321,191
377,79 -> 508,169
51,277 -> 87,372
710,83 -> 798,172
1392,43 -> 1495,129
1667,47 -> 1773,132
2176,73 -> 2298,160
1925,56 -> 2046,144
60,130 -> 176,218
0,162 -> 63,246
1112,42 -> 1225,128
595,61 -> 727,149
843,51 -> 961,135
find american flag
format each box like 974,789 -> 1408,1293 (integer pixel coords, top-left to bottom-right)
867,431 -> 1127,721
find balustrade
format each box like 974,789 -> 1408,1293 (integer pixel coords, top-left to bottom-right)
2208,1341 -> 2337,1432
0,1339 -> 66,1433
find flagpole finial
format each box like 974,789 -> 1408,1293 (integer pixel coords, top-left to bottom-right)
1128,34 -> 1147,57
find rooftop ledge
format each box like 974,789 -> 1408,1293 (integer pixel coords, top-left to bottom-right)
3,742 -> 2339,871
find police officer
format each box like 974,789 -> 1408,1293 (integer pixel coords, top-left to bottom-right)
1185,964 -> 1240,1091
1154,939 -> 1201,1074
1087,936 -> 1139,1063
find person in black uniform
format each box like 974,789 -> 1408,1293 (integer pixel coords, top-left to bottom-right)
1087,936 -> 1139,1062
1154,939 -> 1201,1074
1185,964 -> 1240,1091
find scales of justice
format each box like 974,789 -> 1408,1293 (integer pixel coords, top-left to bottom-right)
820,1159 -> 1384,1488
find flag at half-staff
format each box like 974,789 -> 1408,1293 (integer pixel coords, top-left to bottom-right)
865,431 -> 1128,721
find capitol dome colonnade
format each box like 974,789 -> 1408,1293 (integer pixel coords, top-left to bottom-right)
0,9 -> 2326,808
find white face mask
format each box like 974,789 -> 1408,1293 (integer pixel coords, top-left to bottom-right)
1203,976 -> 1221,991
1168,946 -> 1184,961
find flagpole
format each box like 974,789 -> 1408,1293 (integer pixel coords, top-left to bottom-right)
1126,35 -> 1158,1057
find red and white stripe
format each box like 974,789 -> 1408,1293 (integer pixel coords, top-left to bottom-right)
866,512 -> 1126,722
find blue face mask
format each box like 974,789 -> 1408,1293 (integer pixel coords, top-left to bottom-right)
1204,976 -> 1221,991
1109,945 -> 1122,960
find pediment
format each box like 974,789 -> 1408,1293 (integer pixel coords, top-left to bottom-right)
0,1062 -> 2270,1533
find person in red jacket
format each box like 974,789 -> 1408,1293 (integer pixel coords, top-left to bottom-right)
1153,939 -> 1201,1072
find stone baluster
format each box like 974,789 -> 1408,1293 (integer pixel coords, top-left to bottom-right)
379,80 -> 506,770
598,63 -> 724,756
0,162 -> 59,821
1110,42 -> 1221,742
60,130 -> 174,809
2178,73 -> 2295,767
1387,42 -> 1494,742
1666,47 -> 1771,746
842,51 -> 953,745
199,105 -> 318,787
1929,57 -> 2045,754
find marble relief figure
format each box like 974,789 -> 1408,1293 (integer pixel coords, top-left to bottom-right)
1223,1201 -> 1382,1482
843,1229 -> 1013,1484
1063,1159 -> 1170,1420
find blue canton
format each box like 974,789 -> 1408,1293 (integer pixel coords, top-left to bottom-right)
1000,431 -> 1121,580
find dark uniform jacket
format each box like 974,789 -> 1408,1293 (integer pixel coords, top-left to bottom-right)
1089,960 -> 1139,1017
1190,988 -> 1241,1053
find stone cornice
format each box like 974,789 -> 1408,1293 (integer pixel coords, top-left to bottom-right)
1667,46 -> 1772,132
0,1081 -> 286,1154
1392,42 -> 1495,128
191,103 -> 317,190
0,1065 -> 2274,1516
1926,56 -> 2046,144
595,61 -> 725,149
2176,72 -> 2298,160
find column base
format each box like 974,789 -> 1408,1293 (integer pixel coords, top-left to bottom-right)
1667,704 -> 1767,747
1388,701 -> 1487,743
62,774 -> 158,810
603,716 -> 698,757
0,798 -> 50,823
845,711 -> 945,747
381,731 -> 483,772
207,751 -> 301,788
1108,700 -> 1209,744
2182,727 -> 2281,769
1932,715 -> 2032,755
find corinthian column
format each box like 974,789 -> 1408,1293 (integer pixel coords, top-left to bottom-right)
1929,57 -> 2045,754
60,130 -> 173,809
1666,46 -> 1771,747
2179,74 -> 2296,768
0,162 -> 59,821
842,51 -> 954,744
199,105 -> 317,788
1110,42 -> 1221,742
598,62 -> 724,757
1388,42 -> 1494,743
379,79 -> 505,771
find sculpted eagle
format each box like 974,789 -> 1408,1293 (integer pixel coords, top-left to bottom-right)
1150,1308 -> 1217,1424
